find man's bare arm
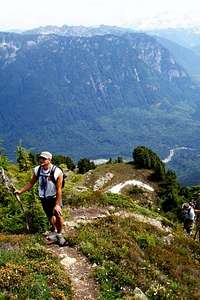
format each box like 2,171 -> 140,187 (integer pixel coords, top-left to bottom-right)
15,174 -> 38,195
54,175 -> 63,214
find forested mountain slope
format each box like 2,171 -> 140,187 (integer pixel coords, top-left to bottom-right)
0,30 -> 200,184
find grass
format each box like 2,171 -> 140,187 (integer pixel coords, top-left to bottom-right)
42,162 -> 159,216
69,215 -> 200,300
0,234 -> 72,300
2,161 -> 199,299
62,187 -> 175,233
84,162 -> 156,190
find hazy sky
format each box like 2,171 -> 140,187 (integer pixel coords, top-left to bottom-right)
1,0 -> 200,30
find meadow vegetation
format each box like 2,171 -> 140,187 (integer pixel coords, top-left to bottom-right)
0,234 -> 72,299
70,216 -> 200,299
1,145 -> 200,299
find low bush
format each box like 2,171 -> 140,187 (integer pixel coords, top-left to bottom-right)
71,215 -> 200,299
0,235 -> 72,299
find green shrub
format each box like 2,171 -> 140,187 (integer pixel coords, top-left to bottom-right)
0,183 -> 49,234
133,146 -> 165,180
77,158 -> 95,174
128,185 -> 144,195
0,235 -> 72,299
16,145 -> 33,171
136,232 -> 158,249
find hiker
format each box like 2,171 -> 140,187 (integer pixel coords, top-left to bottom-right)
193,195 -> 200,240
182,202 -> 195,235
15,151 -> 66,246
196,192 -> 200,208
194,210 -> 200,241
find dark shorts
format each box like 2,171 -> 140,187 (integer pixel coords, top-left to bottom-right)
40,196 -> 56,219
184,219 -> 194,234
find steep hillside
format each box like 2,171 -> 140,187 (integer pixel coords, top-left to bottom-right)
155,36 -> 200,82
0,31 -> 200,164
1,160 -> 200,299
148,28 -> 200,49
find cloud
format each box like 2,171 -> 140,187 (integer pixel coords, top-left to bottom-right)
0,0 -> 200,30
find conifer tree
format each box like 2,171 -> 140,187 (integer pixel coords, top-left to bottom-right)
133,146 -> 165,180
0,140 -> 9,169
16,145 -> 32,171
77,158 -> 95,174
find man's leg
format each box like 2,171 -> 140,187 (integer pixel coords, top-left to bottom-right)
50,213 -> 64,233
49,215 -> 56,231
53,211 -> 66,246
40,197 -> 57,241
184,220 -> 193,235
41,197 -> 66,246
54,212 -> 64,233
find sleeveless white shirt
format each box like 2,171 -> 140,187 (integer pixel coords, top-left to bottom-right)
34,165 -> 63,198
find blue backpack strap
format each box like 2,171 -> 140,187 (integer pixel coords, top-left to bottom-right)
37,165 -> 57,182
37,166 -> 49,197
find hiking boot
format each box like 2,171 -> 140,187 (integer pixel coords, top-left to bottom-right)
57,233 -> 67,246
46,231 -> 57,242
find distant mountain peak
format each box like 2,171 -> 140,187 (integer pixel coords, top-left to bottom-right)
23,24 -> 134,37
128,12 -> 200,31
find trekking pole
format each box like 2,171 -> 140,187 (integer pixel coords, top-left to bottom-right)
0,167 -> 30,232
10,184 -> 30,232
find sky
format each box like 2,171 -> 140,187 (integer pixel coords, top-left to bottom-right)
1,0 -> 200,30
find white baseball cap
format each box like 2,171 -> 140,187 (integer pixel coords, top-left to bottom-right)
39,151 -> 52,160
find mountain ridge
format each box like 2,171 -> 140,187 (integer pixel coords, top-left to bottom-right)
0,30 -> 200,184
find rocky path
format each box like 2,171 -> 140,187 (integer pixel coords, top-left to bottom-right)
46,207 -> 109,300
48,244 -> 99,300
47,206 -> 172,300
65,206 -> 171,233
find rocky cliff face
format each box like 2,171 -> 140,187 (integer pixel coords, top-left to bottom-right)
23,24 -> 133,37
0,31 -> 199,160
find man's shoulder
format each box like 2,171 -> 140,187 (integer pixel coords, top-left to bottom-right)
33,165 -> 40,175
52,166 -> 63,177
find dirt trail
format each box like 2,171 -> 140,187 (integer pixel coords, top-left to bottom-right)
48,244 -> 99,300
65,206 -> 171,233
46,207 -> 109,300
47,206 -> 171,300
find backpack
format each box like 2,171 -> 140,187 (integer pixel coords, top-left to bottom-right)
37,165 -> 65,188
183,207 -> 193,221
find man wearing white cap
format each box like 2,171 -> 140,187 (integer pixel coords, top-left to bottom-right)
15,151 -> 66,246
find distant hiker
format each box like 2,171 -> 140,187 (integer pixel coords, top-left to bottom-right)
194,210 -> 200,241
182,202 -> 195,235
193,195 -> 200,240
195,192 -> 200,210
15,151 -> 66,246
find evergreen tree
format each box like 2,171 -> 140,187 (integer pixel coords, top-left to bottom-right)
117,156 -> 123,163
52,154 -> 75,170
159,170 -> 181,212
77,158 -> 95,174
16,145 -> 32,171
28,151 -> 37,166
106,158 -> 113,164
0,140 -> 9,169
133,146 -> 165,180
